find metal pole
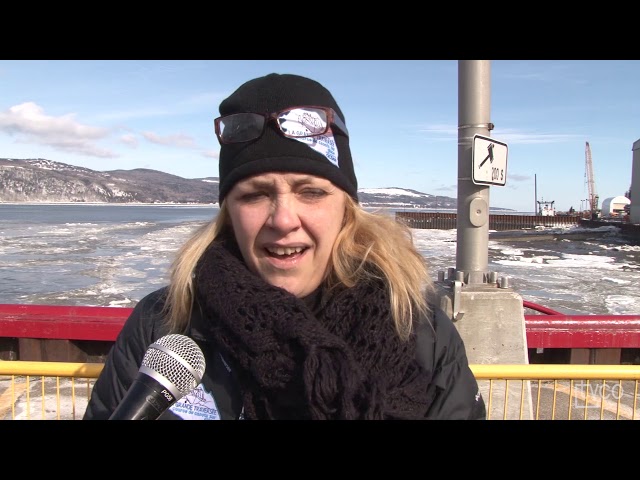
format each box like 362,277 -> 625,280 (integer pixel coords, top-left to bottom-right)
456,60 -> 491,285
534,174 -> 537,214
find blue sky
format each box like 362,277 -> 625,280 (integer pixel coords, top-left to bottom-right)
0,60 -> 637,213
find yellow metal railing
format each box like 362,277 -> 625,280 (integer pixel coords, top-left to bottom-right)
0,362 -> 103,420
2,362 -> 640,420
473,364 -> 640,420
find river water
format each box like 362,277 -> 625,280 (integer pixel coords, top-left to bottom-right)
1,203 -> 639,315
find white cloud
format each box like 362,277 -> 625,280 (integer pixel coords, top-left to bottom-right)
0,102 -> 116,158
416,123 -> 580,145
120,134 -> 139,148
202,150 -> 219,160
141,131 -> 196,148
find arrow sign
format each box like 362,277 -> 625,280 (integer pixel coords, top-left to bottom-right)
472,135 -> 508,186
478,143 -> 495,168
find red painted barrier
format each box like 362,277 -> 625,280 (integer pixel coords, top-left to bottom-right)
526,315 -> 640,349
522,300 -> 640,349
1,303 -> 639,350
522,300 -> 563,316
0,304 -> 131,342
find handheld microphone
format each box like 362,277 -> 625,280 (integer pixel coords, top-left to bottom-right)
109,334 -> 206,420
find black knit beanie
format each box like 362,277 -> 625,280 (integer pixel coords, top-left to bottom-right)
216,73 -> 358,204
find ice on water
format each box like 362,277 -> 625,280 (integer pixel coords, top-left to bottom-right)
413,226 -> 640,315
1,206 -> 639,316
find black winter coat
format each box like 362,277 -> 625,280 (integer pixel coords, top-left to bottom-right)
83,287 -> 486,420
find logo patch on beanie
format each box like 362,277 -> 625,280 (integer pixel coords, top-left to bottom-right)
279,110 -> 340,168
292,134 -> 339,168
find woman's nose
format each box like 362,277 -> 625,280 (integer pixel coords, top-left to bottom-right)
268,196 -> 301,232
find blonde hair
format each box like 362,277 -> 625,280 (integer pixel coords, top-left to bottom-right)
163,196 -> 433,341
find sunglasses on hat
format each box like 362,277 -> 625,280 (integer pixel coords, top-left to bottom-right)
214,105 -> 349,145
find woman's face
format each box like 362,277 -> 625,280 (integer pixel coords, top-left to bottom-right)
226,172 -> 347,298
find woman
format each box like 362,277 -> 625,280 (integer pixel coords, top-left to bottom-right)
84,73 -> 485,420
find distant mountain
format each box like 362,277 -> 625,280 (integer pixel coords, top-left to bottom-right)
0,158 -> 512,211
0,158 -> 219,204
358,187 -> 456,210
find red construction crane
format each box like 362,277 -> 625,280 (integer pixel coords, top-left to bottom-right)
585,141 -> 599,218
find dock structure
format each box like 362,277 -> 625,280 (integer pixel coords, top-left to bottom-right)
396,212 -> 581,231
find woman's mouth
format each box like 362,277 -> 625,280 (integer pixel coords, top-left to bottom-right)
266,246 -> 305,257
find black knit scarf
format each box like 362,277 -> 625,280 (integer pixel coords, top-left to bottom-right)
193,239 -> 435,419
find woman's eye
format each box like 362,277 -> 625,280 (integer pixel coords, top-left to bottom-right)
240,191 -> 267,201
300,189 -> 327,198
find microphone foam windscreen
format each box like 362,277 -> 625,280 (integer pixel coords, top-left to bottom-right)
140,334 -> 206,397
